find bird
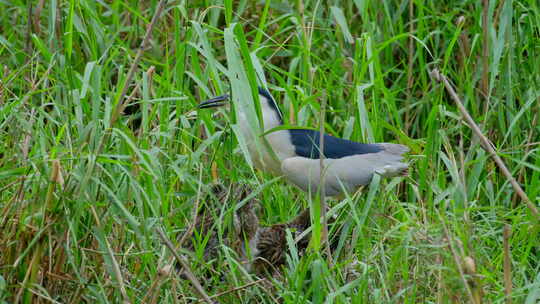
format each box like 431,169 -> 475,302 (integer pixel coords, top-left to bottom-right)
198,87 -> 409,197
179,181 -> 335,275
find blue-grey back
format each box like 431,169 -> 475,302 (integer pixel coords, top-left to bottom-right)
288,129 -> 383,159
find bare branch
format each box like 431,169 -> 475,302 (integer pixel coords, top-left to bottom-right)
430,69 -> 540,221
156,228 -> 214,304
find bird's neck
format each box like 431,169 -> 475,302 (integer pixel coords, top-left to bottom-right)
237,101 -> 283,133
236,100 -> 292,174
261,105 -> 283,131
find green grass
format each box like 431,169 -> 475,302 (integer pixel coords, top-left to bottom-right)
1,0 -> 539,303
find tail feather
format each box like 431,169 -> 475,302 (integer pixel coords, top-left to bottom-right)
379,143 -> 409,156
374,143 -> 409,178
374,162 -> 408,178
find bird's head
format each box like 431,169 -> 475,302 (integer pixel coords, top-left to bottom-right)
198,87 -> 283,126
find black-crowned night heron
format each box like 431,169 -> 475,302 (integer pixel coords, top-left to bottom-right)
198,87 -> 409,197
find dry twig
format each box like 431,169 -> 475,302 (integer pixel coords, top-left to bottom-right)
199,278 -> 267,302
405,0 -> 414,131
156,228 -> 214,304
503,224 -> 512,304
78,0 -> 167,194
481,0 -> 489,99
110,3 -> 165,127
440,215 -> 476,303
430,69 -> 540,221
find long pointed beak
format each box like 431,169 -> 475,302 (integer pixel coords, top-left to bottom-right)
198,94 -> 230,109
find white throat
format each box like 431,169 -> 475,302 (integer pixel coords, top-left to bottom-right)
234,94 -> 295,174
235,94 -> 282,136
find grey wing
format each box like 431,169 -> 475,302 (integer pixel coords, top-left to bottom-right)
281,146 -> 408,197
370,143 -> 409,177
378,143 -> 410,157
280,156 -> 345,196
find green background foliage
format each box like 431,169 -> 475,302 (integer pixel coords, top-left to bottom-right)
0,0 -> 539,303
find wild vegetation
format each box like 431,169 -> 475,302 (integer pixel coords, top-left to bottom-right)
1,0 -> 539,303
